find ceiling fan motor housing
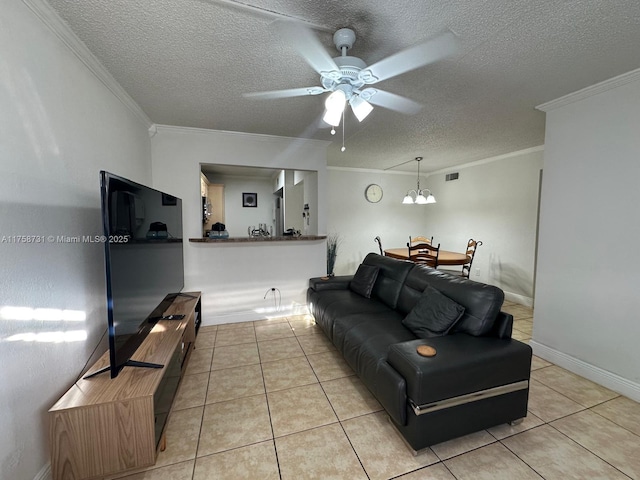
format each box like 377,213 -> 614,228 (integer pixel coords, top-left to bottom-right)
321,56 -> 368,92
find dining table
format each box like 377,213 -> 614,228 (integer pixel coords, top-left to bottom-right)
384,247 -> 471,266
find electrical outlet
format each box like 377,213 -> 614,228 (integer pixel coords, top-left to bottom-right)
475,268 -> 481,277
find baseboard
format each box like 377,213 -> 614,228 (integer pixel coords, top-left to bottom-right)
33,463 -> 51,480
503,292 -> 533,307
201,303 -> 310,326
529,340 -> 640,402
203,310 -> 269,325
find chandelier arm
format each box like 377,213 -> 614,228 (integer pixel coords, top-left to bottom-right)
402,156 -> 435,205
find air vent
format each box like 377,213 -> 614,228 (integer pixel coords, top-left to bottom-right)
445,172 -> 459,182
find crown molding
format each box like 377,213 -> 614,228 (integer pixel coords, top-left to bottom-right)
537,68 -> 640,112
22,0 -> 152,129
326,146 -> 545,177
327,166 -> 415,176
425,145 -> 544,177
153,124 -> 331,147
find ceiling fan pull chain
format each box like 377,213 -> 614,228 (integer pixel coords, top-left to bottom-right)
341,110 -> 346,152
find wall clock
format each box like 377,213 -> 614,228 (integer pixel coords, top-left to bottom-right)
365,184 -> 383,203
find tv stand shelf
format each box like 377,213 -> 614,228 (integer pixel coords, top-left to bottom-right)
49,292 -> 201,480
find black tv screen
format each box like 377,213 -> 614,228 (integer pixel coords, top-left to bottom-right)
96,171 -> 184,378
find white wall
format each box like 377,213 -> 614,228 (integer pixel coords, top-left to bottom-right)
327,168 -> 429,274
533,71 -> 640,401
151,126 -> 328,324
328,150 -> 543,306
206,174 -> 275,237
0,2 -> 153,479
424,148 -> 544,304
301,171 -> 319,235
284,172 -> 305,233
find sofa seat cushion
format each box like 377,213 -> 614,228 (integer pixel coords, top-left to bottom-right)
402,285 -> 465,338
308,289 -> 391,341
331,308 -> 404,351
387,336 -> 532,406
340,314 -> 415,392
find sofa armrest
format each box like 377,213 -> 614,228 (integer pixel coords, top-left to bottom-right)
309,275 -> 353,292
387,335 -> 531,407
490,311 -> 513,339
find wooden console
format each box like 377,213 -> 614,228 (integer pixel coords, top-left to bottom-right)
49,292 -> 201,480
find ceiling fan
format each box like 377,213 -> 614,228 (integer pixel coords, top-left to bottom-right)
244,22 -> 458,128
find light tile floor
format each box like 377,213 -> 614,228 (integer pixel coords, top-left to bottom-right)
109,302 -> 640,480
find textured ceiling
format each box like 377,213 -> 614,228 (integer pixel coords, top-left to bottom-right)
46,0 -> 640,172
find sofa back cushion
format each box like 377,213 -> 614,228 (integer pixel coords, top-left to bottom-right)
349,264 -> 380,298
397,265 -> 504,336
402,285 -> 466,338
362,253 -> 414,309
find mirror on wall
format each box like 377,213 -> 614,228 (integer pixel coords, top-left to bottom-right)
200,164 -> 318,238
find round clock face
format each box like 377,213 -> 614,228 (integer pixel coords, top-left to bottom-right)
365,184 -> 383,203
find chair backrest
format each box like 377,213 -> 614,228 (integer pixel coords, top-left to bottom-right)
409,235 -> 433,245
374,236 -> 383,255
461,238 -> 483,278
407,241 -> 440,268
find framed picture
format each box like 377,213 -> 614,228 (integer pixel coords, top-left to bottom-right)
161,193 -> 177,206
243,192 -> 257,207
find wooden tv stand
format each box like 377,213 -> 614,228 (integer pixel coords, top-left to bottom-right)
49,292 -> 201,480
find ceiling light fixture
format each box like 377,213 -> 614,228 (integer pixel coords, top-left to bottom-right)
322,83 -> 374,151
350,95 -> 374,122
322,90 -> 346,127
403,157 -> 436,205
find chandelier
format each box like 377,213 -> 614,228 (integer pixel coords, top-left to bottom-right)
402,157 -> 436,204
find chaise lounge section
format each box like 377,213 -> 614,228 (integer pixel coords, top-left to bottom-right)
307,253 -> 532,451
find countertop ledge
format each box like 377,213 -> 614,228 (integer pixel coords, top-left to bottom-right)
189,235 -> 327,243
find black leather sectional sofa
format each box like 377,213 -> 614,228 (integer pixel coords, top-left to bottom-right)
307,253 -> 532,451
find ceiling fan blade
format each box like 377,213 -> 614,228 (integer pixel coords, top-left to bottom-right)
361,31 -> 458,84
360,88 -> 422,115
277,21 -> 339,75
244,86 -> 326,100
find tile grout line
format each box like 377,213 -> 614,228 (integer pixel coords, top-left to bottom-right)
297,319 -> 373,480
530,369 -> 621,411
546,422 -> 634,479
257,330 -> 284,480
170,312 -> 639,479
187,347 -> 216,480
497,424 -> 549,479
587,404 -> 640,439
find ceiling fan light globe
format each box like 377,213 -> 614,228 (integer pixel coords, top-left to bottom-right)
350,96 -> 374,122
323,108 -> 342,127
324,89 -> 346,113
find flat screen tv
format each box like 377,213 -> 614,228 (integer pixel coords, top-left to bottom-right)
86,171 -> 184,379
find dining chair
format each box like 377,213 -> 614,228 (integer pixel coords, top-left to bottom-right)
374,236 -> 384,255
407,241 -> 440,268
461,239 -> 483,278
409,235 -> 433,245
